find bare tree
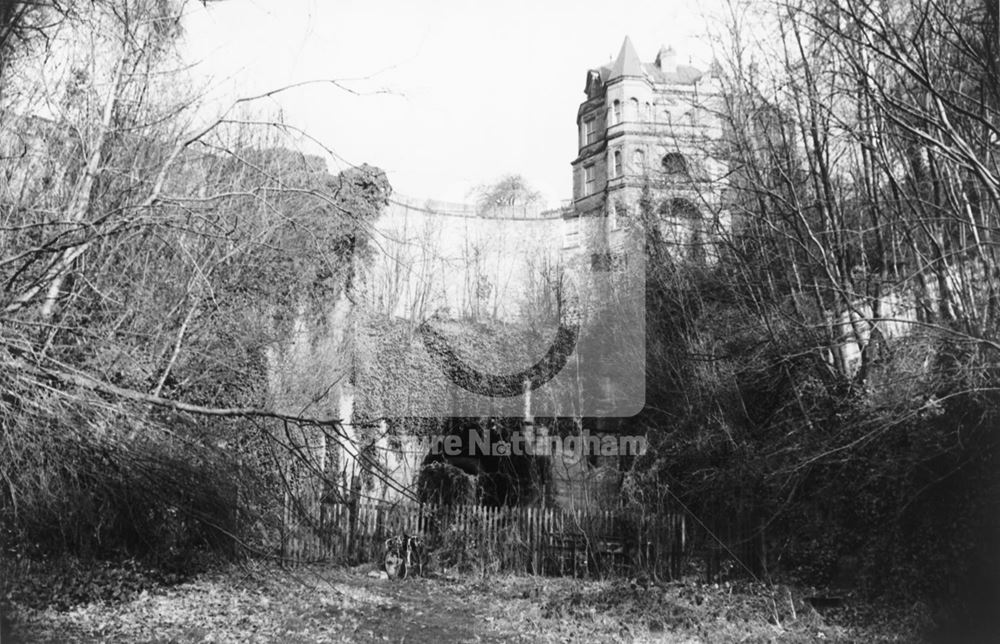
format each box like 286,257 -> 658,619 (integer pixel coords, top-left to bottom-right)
0,0 -> 397,559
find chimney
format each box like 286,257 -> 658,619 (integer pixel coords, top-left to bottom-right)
656,45 -> 677,73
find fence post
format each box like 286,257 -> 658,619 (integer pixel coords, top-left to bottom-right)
553,508 -> 561,577
346,499 -> 356,562
531,506 -> 545,575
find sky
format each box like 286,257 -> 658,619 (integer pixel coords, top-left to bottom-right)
180,0 -> 722,207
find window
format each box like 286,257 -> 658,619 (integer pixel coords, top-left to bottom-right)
612,149 -> 622,177
662,152 -> 688,175
612,100 -> 622,125
630,97 -> 640,121
616,200 -> 628,224
564,216 -> 581,247
584,164 -> 596,193
658,197 -> 700,218
633,148 -> 645,171
610,199 -> 627,230
645,101 -> 653,120
584,118 -> 597,145
591,252 -> 613,271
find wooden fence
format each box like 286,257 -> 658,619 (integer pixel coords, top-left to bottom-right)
281,498 -> 692,579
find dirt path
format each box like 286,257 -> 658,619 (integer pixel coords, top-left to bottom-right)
7,565 -> 530,643
5,563 -> 915,643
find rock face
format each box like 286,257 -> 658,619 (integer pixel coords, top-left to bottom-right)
367,195 -> 566,324
266,289 -> 356,490
275,187 -> 646,504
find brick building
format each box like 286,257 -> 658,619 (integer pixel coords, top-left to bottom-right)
565,37 -> 730,263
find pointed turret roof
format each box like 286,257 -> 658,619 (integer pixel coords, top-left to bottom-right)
608,36 -> 643,80
586,37 -> 704,91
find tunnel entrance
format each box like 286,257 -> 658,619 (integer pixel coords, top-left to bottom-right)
417,417 -> 550,507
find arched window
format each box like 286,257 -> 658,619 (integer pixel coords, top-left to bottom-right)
612,100 -> 622,125
629,97 -> 640,121
661,152 -> 688,175
633,148 -> 645,170
612,149 -> 622,177
658,197 -> 700,219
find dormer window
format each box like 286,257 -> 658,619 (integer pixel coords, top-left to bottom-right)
656,46 -> 677,73
586,70 -> 603,98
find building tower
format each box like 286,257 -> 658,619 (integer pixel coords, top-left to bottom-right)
566,37 -> 729,262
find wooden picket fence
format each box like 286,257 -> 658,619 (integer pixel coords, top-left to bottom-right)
280,497 -> 693,579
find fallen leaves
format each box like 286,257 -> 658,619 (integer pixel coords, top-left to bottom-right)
3,563 -> 923,643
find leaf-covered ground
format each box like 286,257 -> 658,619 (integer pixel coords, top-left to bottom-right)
3,562 -> 923,643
